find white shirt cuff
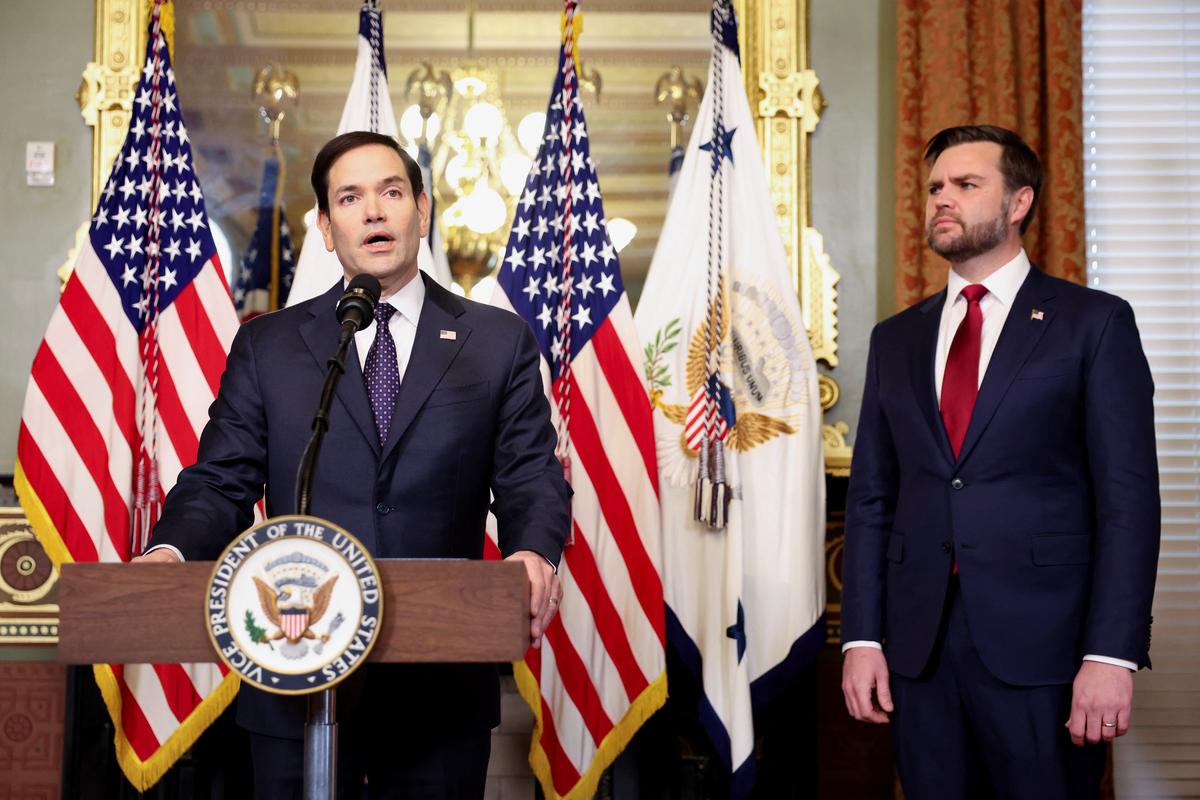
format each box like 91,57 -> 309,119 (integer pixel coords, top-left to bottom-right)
842,640 -> 882,654
1083,654 -> 1137,671
143,544 -> 185,562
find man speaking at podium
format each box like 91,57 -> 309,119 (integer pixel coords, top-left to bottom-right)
135,131 -> 571,797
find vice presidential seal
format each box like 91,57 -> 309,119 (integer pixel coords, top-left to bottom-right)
204,515 -> 383,695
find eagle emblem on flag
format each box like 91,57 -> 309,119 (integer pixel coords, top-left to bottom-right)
645,276 -> 809,472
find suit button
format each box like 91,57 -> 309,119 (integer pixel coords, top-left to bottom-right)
376,502 -> 391,515
942,541 -> 953,554
950,478 -> 964,490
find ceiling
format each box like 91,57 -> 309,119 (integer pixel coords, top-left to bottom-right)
172,0 -> 714,298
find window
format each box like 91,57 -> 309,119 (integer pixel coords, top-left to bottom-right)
1083,2 -> 1200,796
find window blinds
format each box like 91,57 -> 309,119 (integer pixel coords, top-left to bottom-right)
1083,2 -> 1200,796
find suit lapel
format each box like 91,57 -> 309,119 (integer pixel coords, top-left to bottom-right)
298,280 -> 380,457
380,274 -> 472,461
913,290 -> 955,465
955,267 -> 1057,465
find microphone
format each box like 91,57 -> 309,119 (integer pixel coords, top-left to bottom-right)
296,273 -> 381,517
336,274 -> 381,333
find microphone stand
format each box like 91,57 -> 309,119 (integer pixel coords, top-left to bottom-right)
295,320 -> 358,516
295,317 -> 362,800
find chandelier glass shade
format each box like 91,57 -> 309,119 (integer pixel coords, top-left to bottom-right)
403,62 -> 540,270
401,38 -> 634,283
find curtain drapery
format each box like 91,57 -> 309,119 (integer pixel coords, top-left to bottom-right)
894,0 -> 1085,309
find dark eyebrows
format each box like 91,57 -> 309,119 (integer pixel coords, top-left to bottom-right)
927,173 -> 988,191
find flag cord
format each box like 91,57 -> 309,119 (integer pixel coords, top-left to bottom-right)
553,0 -> 580,482
695,10 -> 729,529
133,0 -> 171,553
367,1 -> 382,133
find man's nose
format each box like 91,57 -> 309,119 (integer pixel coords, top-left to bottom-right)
363,194 -> 385,222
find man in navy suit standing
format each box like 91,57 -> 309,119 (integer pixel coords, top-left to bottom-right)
136,131 -> 570,798
840,125 -> 1160,798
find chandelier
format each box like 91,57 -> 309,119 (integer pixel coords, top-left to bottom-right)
402,64 -> 542,274
401,0 -> 551,281
400,3 -> 637,293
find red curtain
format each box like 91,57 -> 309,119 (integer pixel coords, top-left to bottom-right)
894,0 -> 1085,309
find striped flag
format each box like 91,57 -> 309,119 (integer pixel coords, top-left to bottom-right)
489,3 -> 666,797
231,146 -> 295,318
14,1 -> 239,790
286,0 -> 451,306
634,1 -> 825,795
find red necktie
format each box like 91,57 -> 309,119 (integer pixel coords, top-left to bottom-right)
940,284 -> 989,459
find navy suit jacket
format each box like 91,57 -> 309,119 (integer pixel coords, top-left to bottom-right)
841,267 -> 1160,686
151,273 -> 570,736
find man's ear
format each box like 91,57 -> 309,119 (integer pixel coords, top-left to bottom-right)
317,209 -> 335,253
1009,186 -> 1034,229
417,191 -> 431,239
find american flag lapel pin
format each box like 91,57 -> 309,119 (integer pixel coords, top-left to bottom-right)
1030,309 -> 1044,321
440,329 -> 457,340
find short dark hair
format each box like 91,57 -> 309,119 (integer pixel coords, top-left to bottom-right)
923,125 -> 1043,235
310,131 -> 424,216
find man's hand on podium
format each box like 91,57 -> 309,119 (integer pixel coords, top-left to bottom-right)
505,550 -> 563,648
131,548 -> 182,564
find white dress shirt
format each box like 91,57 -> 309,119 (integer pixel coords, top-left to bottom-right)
845,250 -> 1136,672
934,250 -> 1030,402
354,273 -> 424,378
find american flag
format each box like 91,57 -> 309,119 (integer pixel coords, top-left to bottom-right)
490,2 -> 666,797
15,1 -> 239,790
232,149 -> 295,318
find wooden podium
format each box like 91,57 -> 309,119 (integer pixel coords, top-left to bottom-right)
55,560 -> 530,665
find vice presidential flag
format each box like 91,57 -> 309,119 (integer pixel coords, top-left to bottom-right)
633,0 -> 825,794
15,0 -> 239,789
490,3 -> 666,797
286,0 -> 450,306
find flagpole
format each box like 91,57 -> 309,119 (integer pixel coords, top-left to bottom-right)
269,138 -> 285,311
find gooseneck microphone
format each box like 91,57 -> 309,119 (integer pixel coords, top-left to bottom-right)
295,273 -> 382,518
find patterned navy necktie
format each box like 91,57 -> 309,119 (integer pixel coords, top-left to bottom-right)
363,302 -> 399,444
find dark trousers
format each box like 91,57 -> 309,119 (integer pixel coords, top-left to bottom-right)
248,725 -> 490,799
890,579 -> 1105,800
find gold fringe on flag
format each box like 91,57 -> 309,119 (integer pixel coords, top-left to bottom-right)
14,461 -> 240,792
514,658 -> 668,800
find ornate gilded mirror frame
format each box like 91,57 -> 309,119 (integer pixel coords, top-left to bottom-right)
78,0 -> 849,476
734,0 -> 848,476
